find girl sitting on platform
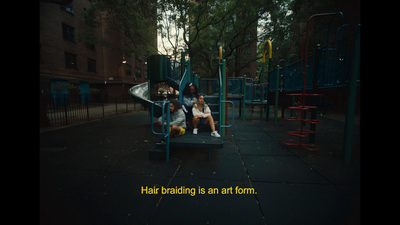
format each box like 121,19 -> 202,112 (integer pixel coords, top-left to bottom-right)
182,82 -> 199,110
192,94 -> 220,137
157,99 -> 186,140
182,82 -> 199,129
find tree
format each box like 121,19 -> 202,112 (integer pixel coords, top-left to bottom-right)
256,0 -> 295,67
158,0 -> 274,77
81,0 -> 159,56
284,0 -> 360,63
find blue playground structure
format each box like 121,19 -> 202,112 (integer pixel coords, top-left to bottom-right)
129,47 -> 234,162
129,11 -> 360,162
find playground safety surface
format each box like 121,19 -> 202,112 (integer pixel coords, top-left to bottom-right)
40,110 -> 361,225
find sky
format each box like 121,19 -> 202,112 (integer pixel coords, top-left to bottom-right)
157,7 -> 184,56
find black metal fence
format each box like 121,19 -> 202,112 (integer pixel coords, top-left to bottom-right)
40,92 -> 145,129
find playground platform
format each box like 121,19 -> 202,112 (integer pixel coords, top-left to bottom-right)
40,110 -> 361,225
149,131 -> 224,161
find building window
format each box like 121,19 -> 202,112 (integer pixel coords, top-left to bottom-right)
125,64 -> 132,76
65,52 -> 77,69
88,58 -> 96,72
135,67 -> 142,78
62,23 -> 75,42
60,2 -> 74,15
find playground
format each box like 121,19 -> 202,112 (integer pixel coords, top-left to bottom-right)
40,107 -> 360,224
40,11 -> 360,225
128,12 -> 360,163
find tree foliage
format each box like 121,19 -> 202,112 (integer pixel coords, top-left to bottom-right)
84,0 -> 360,77
82,0 -> 159,55
159,0 -> 275,77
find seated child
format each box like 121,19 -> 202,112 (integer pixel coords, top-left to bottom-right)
156,100 -> 186,144
192,94 -> 220,137
182,82 -> 199,128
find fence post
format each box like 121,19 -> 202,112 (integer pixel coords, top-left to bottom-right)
64,94 -> 68,124
86,95 -> 90,121
126,97 -> 128,112
115,98 -> 118,115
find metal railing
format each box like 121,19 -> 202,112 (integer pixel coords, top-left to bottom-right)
150,101 -> 171,162
40,93 -> 145,128
221,100 -> 235,128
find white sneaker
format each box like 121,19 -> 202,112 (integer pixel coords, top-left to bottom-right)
211,131 -> 220,137
193,128 -> 198,134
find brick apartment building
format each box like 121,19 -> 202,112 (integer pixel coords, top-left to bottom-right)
40,0 -> 157,99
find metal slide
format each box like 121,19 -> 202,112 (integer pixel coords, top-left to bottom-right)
129,58 -> 190,118
128,82 -> 150,106
128,82 -> 163,117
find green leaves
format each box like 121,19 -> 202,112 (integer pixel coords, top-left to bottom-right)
81,0 -> 158,55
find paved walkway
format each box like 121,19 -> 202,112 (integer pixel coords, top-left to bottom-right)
40,110 -> 360,225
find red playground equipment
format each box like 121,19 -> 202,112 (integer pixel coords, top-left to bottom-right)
282,12 -> 343,151
282,93 -> 322,151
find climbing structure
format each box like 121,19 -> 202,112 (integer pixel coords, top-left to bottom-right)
282,12 -> 344,151
282,93 -> 322,151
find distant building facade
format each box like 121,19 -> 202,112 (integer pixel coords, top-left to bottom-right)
40,0 -> 157,98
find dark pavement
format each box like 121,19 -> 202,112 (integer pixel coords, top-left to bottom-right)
40,110 -> 361,225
